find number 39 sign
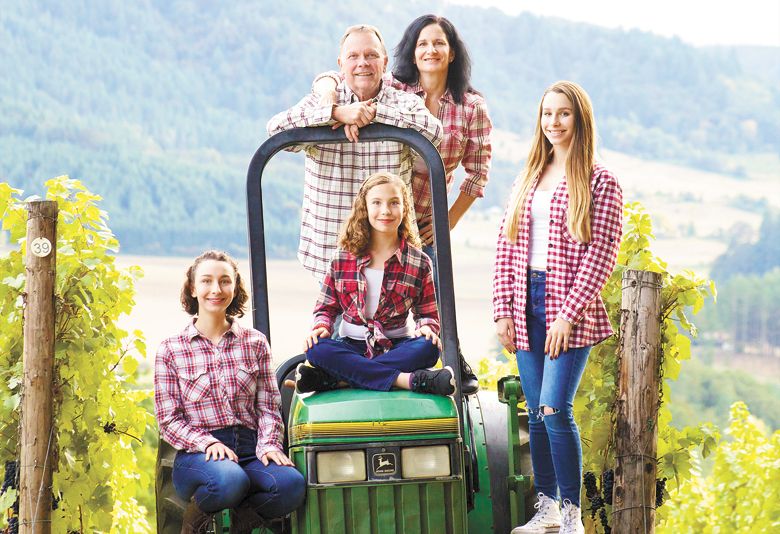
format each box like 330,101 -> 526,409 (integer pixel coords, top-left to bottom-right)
30,237 -> 53,258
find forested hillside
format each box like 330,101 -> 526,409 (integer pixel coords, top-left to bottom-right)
1,0 -> 778,254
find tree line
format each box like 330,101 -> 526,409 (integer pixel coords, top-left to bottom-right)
1,0 -> 778,254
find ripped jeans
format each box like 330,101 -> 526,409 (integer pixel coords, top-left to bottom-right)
515,270 -> 591,506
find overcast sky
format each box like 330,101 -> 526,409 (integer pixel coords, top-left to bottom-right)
447,0 -> 780,47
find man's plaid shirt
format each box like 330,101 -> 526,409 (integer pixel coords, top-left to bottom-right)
154,321 -> 284,458
267,82 -> 443,282
493,163 -> 623,351
312,240 -> 439,357
312,72 -> 493,222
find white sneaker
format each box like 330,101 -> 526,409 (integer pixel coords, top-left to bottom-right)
511,493 -> 561,533
559,500 -> 584,534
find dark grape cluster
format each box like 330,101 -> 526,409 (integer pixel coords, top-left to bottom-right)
1,461 -> 17,492
584,470 -> 615,531
599,508 -> 611,534
583,471 -> 605,520
602,469 -> 614,505
655,477 -> 667,508
2,461 -> 19,534
103,422 -> 117,434
584,471 -> 599,498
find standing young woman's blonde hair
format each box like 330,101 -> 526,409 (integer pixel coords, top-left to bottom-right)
504,80 -> 597,243
339,172 -> 421,256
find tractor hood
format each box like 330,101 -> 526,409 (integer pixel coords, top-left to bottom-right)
288,389 -> 459,446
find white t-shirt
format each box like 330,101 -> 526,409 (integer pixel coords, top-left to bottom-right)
528,188 -> 554,270
339,268 -> 412,340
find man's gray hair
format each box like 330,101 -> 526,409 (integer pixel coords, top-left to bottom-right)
339,24 -> 387,56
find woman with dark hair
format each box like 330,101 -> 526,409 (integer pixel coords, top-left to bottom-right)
154,251 -> 305,533
313,15 -> 492,391
316,15 -> 491,250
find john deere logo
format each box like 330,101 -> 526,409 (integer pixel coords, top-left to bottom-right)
372,453 -> 396,475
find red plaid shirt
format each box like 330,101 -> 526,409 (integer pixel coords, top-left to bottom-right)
393,81 -> 493,221
493,163 -> 623,351
154,321 -> 284,458
312,240 -> 439,357
267,81 -> 443,282
312,72 -> 493,221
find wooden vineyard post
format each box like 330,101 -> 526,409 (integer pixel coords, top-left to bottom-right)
613,269 -> 662,534
19,201 -> 57,534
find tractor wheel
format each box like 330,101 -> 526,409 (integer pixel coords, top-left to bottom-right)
475,390 -> 534,532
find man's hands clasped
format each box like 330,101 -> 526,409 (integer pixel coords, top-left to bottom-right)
332,101 -> 377,142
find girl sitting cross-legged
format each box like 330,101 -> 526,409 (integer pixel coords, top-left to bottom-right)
297,171 -> 456,396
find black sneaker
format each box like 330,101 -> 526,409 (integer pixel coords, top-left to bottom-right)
411,366 -> 456,396
458,350 -> 480,395
295,363 -> 339,394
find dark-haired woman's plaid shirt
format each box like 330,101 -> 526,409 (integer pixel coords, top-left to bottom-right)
313,240 -> 439,357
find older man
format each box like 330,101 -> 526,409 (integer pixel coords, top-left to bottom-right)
267,24 -> 443,282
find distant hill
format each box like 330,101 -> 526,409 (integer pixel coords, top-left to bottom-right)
1,0 -> 778,255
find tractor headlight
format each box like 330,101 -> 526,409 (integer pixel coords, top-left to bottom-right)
316,450 -> 366,483
401,445 -> 451,479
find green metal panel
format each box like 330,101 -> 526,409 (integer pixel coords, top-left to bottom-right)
422,482 -> 446,534
373,485 -> 396,534
292,480 -> 466,534
345,486 -> 371,533
400,483 -> 422,532
321,489 -> 345,532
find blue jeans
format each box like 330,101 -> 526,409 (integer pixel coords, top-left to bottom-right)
515,270 -> 591,506
306,336 -> 440,390
172,426 -> 305,517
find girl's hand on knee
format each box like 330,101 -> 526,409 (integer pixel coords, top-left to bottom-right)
205,442 -> 238,462
303,327 -> 331,351
495,318 -> 517,354
261,449 -> 295,467
414,325 -> 441,349
545,317 -> 572,359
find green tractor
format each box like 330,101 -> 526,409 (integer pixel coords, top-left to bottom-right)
156,125 -> 534,533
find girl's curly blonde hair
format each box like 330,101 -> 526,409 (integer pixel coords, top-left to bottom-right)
338,172 -> 421,256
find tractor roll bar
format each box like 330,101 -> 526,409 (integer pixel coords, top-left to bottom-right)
246,124 -> 464,411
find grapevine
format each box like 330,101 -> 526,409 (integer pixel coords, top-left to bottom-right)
0,178 -> 155,533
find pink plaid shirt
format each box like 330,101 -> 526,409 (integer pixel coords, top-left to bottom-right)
312,72 -> 493,221
393,81 -> 493,221
154,321 -> 284,458
493,163 -> 623,351
312,240 -> 439,358
267,81 -> 443,282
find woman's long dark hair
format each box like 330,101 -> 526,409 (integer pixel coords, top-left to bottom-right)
392,14 -> 475,104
